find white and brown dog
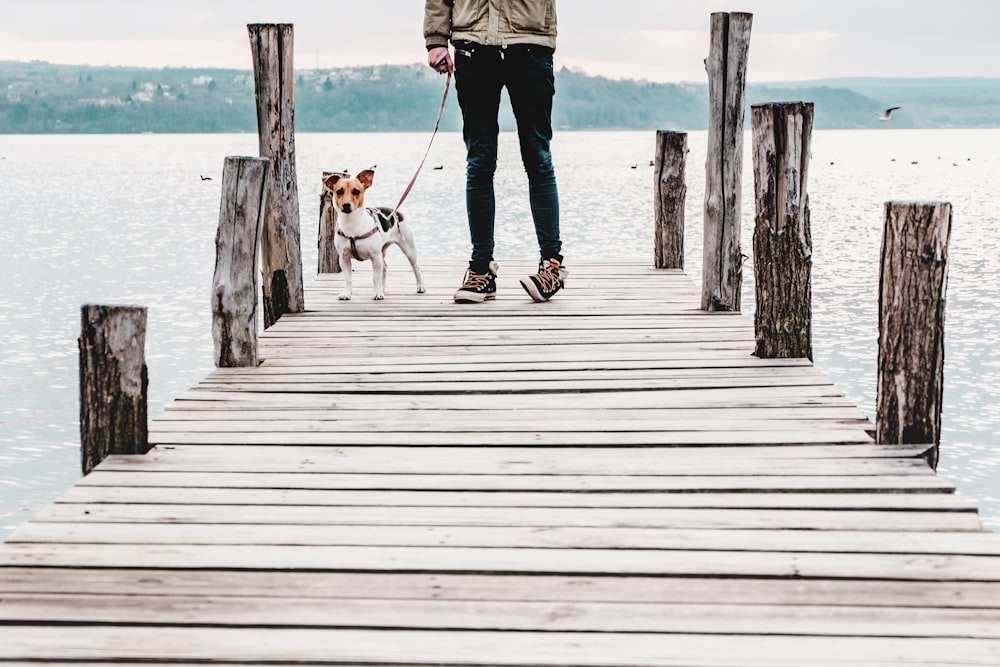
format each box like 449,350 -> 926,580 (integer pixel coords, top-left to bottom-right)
322,169 -> 425,301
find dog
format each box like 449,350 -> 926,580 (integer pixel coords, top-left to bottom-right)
322,169 -> 425,301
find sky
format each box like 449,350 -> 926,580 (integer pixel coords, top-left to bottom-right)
1,0 -> 999,83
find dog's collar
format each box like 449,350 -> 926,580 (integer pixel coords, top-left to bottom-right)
338,226 -> 380,261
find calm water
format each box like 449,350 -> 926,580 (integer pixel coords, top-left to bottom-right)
1,129 -> 998,538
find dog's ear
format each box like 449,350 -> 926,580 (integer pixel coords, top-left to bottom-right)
322,173 -> 343,191
357,169 -> 375,189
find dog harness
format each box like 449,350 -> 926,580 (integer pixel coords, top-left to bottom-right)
337,208 -> 403,261
337,226 -> 380,261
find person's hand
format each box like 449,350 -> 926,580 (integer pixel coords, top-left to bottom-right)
428,47 -> 453,75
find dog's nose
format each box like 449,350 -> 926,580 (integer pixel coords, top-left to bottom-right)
341,203 -> 353,213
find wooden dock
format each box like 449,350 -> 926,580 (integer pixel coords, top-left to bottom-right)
2,260 -> 999,665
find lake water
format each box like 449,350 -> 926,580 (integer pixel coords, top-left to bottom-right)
1,129 -> 999,538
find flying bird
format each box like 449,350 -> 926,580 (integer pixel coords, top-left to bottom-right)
877,106 -> 901,121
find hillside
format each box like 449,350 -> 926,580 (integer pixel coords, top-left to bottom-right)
2,60 -> 998,134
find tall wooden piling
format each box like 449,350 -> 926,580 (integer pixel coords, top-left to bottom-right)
212,156 -> 270,368
248,23 -> 304,328
654,131 -> 688,269
877,201 -> 952,469
702,11 -> 752,312
78,305 -> 148,475
318,171 -> 342,274
751,102 -> 814,360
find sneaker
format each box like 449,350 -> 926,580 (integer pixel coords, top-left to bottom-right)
454,261 -> 499,303
520,258 -> 568,302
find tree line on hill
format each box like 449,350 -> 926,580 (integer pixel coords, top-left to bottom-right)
2,60 -> 998,134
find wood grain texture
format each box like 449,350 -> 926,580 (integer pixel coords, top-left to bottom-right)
4,259 -> 997,665
654,130 -> 687,269
248,23 -> 304,327
703,12 -> 752,312
77,304 -> 148,475
211,156 -> 268,368
877,200 -> 952,469
751,101 -> 814,360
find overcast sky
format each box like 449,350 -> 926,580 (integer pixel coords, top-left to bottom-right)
1,0 -> 998,82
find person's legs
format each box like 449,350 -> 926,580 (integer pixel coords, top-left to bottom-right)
504,44 -> 561,264
454,42 -> 504,274
505,44 -> 566,302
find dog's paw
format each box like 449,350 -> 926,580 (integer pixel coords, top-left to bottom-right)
338,292 -> 352,301
417,286 -> 426,294
373,293 -> 385,301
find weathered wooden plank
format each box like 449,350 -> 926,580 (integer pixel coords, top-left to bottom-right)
2,568 -> 997,609
256,328 -> 758,342
48,487 -> 977,512
4,256 -> 996,665
261,316 -> 755,329
156,406 -> 873,424
182,377 -> 837,393
25,504 -> 983,532
95,447 -> 927,475
11,523 -> 996,555
256,343 -> 761,359
171,386 -> 861,410
2,627 -> 1000,666
259,344 -> 767,359
1,593 -> 997,638
147,418 -> 874,435
73,470 -> 957,493
95,443 -> 928,462
210,359 -> 819,376
196,367 -> 837,383
2,543 -> 999,579
147,430 -> 877,446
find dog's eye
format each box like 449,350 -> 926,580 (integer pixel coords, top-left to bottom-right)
335,188 -> 344,196
351,188 -> 361,196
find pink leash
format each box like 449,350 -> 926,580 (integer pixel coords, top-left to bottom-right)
390,69 -> 452,216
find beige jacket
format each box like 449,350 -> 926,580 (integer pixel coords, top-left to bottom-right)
424,0 -> 557,50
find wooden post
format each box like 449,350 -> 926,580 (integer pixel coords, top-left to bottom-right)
877,201 -> 952,469
318,170 -> 343,274
751,102 -> 814,360
212,156 -> 270,368
654,131 -> 687,269
702,11 -> 752,312
248,23 -> 304,328
78,305 -> 149,475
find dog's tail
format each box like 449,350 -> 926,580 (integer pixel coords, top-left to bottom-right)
372,206 -> 404,232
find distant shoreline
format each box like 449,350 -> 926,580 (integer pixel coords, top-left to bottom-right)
3,60 -> 999,133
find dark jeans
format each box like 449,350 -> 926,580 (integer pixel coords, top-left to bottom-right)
453,41 -> 561,271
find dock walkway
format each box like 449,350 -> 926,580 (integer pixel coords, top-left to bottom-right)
2,260 -> 999,665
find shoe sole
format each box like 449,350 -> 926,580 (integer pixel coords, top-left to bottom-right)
519,278 -> 549,303
454,292 -> 496,304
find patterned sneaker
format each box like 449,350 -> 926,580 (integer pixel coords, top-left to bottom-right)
520,258 -> 568,302
454,261 -> 499,303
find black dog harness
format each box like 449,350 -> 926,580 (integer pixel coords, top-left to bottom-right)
337,207 -> 401,261
337,226 -> 379,261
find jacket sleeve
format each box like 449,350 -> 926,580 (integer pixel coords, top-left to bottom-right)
424,0 -> 453,49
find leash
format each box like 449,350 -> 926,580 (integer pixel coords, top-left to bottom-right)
390,69 -> 452,216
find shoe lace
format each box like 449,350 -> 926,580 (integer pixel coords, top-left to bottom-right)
534,261 -> 562,291
462,269 -> 492,290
